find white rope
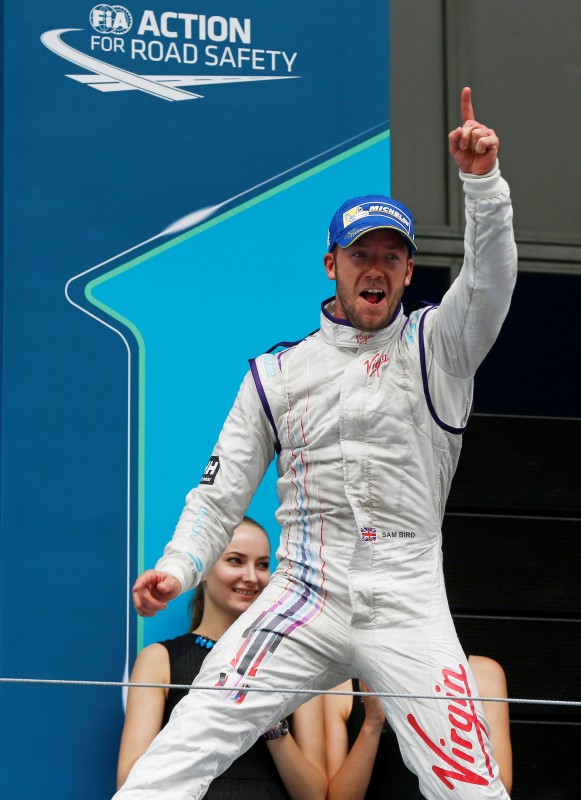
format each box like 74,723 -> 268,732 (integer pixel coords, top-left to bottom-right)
1,676 -> 580,706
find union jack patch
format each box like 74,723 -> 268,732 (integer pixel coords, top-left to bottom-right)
360,527 -> 377,542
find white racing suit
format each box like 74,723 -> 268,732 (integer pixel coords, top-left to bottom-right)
116,165 -> 517,799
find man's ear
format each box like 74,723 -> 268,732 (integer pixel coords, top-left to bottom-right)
324,252 -> 336,281
405,259 -> 414,287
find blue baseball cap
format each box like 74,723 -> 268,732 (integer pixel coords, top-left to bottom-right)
327,195 -> 416,253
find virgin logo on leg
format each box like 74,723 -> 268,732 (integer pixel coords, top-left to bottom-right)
407,663 -> 494,790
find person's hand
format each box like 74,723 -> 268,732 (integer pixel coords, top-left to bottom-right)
359,679 -> 386,733
132,570 -> 181,617
448,87 -> 499,175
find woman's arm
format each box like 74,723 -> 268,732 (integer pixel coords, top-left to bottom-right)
116,644 -> 169,789
265,695 -> 328,800
324,680 -> 385,800
469,655 -> 513,794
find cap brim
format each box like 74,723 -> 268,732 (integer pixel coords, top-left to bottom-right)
335,222 -> 416,253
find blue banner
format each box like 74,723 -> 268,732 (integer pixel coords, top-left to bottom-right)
1,2 -> 390,796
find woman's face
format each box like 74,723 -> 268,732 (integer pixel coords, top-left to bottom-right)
203,522 -> 271,621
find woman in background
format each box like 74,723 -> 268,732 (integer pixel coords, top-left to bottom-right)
118,517 -> 326,799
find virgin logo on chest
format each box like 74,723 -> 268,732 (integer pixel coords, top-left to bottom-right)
364,352 -> 390,378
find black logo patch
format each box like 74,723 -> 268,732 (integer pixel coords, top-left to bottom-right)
200,456 -> 220,485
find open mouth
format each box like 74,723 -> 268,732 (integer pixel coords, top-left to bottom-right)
360,289 -> 385,305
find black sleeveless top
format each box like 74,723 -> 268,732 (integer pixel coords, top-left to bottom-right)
159,633 -> 292,800
346,679 -> 423,799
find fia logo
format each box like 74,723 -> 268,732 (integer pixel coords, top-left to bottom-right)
90,4 -> 133,35
200,455 -> 220,485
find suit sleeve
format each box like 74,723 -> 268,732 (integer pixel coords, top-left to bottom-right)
155,370 -> 277,592
426,162 -> 518,380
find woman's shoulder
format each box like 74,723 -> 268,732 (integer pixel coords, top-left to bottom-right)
468,655 -> 508,695
468,655 -> 507,680
130,642 -> 170,683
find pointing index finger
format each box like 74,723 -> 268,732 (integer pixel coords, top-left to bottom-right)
461,86 -> 475,123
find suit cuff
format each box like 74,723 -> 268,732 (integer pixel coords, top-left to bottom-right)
460,161 -> 508,199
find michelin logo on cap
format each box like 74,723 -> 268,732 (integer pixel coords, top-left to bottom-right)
342,203 -> 412,232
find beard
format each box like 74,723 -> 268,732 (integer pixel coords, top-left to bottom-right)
335,281 -> 405,331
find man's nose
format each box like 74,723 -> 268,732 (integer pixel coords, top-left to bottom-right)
365,255 -> 384,274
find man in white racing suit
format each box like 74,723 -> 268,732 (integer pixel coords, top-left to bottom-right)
118,88 -> 517,799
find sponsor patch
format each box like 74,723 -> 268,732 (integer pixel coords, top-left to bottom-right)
264,353 -> 278,379
200,455 -> 220,485
343,205 -> 368,227
342,202 -> 412,232
368,203 -> 412,231
364,353 -> 389,378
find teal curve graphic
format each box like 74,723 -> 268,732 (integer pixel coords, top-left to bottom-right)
68,130 -> 391,673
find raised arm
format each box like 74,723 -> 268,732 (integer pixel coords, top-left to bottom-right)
428,87 -> 518,382
132,370 -> 276,616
